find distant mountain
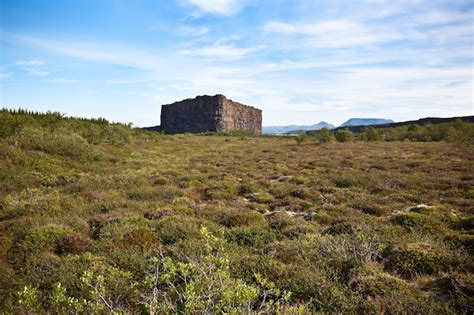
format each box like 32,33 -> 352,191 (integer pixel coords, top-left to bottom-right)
340,118 -> 394,127
263,121 -> 335,134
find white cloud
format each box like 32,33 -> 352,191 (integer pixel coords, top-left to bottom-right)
20,68 -> 50,76
5,33 -> 165,72
180,43 -> 264,59
0,67 -> 12,79
47,78 -> 78,83
15,59 -> 44,66
15,59 -> 49,76
263,19 -> 406,47
183,0 -> 244,16
177,25 -> 210,36
264,20 -> 359,36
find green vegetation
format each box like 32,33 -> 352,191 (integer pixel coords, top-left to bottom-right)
363,127 -> 382,142
1,109 -> 473,313
308,119 -> 474,145
295,132 -> 306,145
335,129 -> 354,142
315,127 -> 334,144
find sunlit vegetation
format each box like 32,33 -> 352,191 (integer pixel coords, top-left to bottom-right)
1,109 -> 473,313
309,119 -> 474,145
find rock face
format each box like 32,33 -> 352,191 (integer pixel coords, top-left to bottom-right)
160,95 -> 262,134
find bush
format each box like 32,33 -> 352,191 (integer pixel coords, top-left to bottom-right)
446,119 -> 474,144
57,232 -> 92,255
204,208 -> 265,228
351,271 -> 447,313
132,227 -> 302,313
227,226 -> 277,248
116,228 -> 160,253
266,212 -> 294,231
424,272 -> 474,313
155,215 -> 201,244
363,127 -> 382,142
389,212 -> 442,233
334,129 -> 353,142
295,132 -> 306,145
127,185 -> 183,201
383,243 -> 451,279
444,233 -> 474,255
315,128 -> 334,144
275,264 -> 356,312
323,222 -> 355,235
237,182 -> 256,196
281,223 -> 318,239
9,126 -> 102,160
13,225 -> 72,263
3,188 -> 62,219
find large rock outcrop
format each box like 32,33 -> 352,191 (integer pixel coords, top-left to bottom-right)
160,95 -> 262,134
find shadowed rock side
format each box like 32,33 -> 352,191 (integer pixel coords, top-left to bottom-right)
160,95 -> 262,134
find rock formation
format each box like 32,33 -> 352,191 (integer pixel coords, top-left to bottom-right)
160,95 -> 262,134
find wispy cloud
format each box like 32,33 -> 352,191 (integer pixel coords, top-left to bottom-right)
183,0 -> 245,16
15,59 -> 45,66
263,19 -> 406,48
180,43 -> 264,59
5,32 -> 164,71
47,78 -> 78,83
264,20 -> 359,36
176,25 -> 210,36
14,59 -> 49,76
20,68 -> 50,76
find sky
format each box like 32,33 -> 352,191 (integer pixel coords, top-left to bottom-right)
0,0 -> 473,127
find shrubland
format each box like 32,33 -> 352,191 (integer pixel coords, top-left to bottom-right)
309,119 -> 474,144
1,109 -> 473,313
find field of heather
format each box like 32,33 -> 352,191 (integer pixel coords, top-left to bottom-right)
1,110 -> 473,313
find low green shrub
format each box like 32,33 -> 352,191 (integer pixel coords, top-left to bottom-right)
281,223 -> 318,239
444,233 -> 474,255
98,216 -> 151,240
237,182 -> 256,195
57,232 -> 92,255
127,185 -> 183,201
203,208 -> 265,228
383,242 -> 451,279
351,270 -> 448,313
266,212 -> 294,231
3,188 -> 62,219
226,226 -> 277,248
351,201 -> 388,216
116,228 -> 160,253
362,127 -> 382,142
335,129 -> 353,142
424,272 -> 474,313
314,128 -> 334,144
390,212 -> 441,233
295,132 -> 306,145
13,225 -> 72,263
155,215 -> 201,245
9,126 -> 102,160
324,222 -> 355,235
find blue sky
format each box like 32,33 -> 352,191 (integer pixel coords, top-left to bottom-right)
1,0 -> 472,126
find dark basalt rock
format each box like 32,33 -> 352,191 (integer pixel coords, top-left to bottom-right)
159,94 -> 262,135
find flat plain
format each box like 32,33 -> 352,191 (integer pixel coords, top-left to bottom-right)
1,112 -> 473,313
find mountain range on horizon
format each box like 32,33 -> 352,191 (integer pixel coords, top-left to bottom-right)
263,118 -> 394,134
263,121 -> 335,134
